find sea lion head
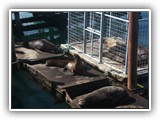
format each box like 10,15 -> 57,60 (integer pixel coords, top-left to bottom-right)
78,96 -> 93,108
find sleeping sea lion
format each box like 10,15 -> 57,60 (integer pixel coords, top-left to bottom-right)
78,86 -> 130,108
22,39 -> 61,53
63,53 -> 84,75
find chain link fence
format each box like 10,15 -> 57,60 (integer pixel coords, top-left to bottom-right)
68,11 -> 149,73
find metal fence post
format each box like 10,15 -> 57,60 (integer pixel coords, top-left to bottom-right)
91,12 -> 94,56
99,12 -> 104,63
124,38 -> 128,74
83,12 -> 88,53
108,12 -> 112,38
127,12 -> 139,91
124,21 -> 129,74
67,12 -> 70,45
14,12 -> 23,40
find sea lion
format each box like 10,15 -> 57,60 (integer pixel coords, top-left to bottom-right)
137,46 -> 148,66
22,39 -> 61,53
63,53 -> 84,75
78,86 -> 130,108
137,46 -> 148,60
103,38 -> 117,48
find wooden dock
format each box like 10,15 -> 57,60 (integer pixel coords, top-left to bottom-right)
13,44 -> 149,109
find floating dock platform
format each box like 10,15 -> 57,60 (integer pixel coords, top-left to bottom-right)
13,45 -> 149,109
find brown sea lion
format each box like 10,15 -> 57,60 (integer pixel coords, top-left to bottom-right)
78,86 -> 130,108
22,39 -> 61,53
63,53 -> 84,75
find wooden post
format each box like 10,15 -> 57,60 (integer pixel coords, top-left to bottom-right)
127,12 -> 139,91
14,12 -> 23,40
12,32 -> 19,69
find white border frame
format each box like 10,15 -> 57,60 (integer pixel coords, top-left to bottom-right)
9,9 -> 151,111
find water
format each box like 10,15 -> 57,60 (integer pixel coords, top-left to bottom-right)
11,68 -> 70,109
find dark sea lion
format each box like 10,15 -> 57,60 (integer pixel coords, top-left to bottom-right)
63,53 -> 84,75
78,86 -> 130,108
22,39 -> 61,53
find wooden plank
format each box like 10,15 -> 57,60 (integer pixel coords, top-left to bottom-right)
26,63 -> 108,86
25,62 -> 109,99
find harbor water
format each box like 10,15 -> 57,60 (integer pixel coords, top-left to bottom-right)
11,68 -> 70,109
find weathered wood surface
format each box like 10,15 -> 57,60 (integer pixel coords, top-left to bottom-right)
25,62 -> 148,109
26,63 -> 109,91
26,63 -> 111,108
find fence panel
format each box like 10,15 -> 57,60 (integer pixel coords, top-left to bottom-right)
103,12 -> 129,72
137,12 -> 149,70
68,11 -> 149,73
68,12 -> 84,48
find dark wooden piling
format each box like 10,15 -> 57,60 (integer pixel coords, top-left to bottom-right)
12,37 -> 17,62
127,12 -> 139,91
13,12 -> 23,39
11,35 -> 19,69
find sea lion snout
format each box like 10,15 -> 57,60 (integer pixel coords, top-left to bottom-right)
78,99 -> 83,106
